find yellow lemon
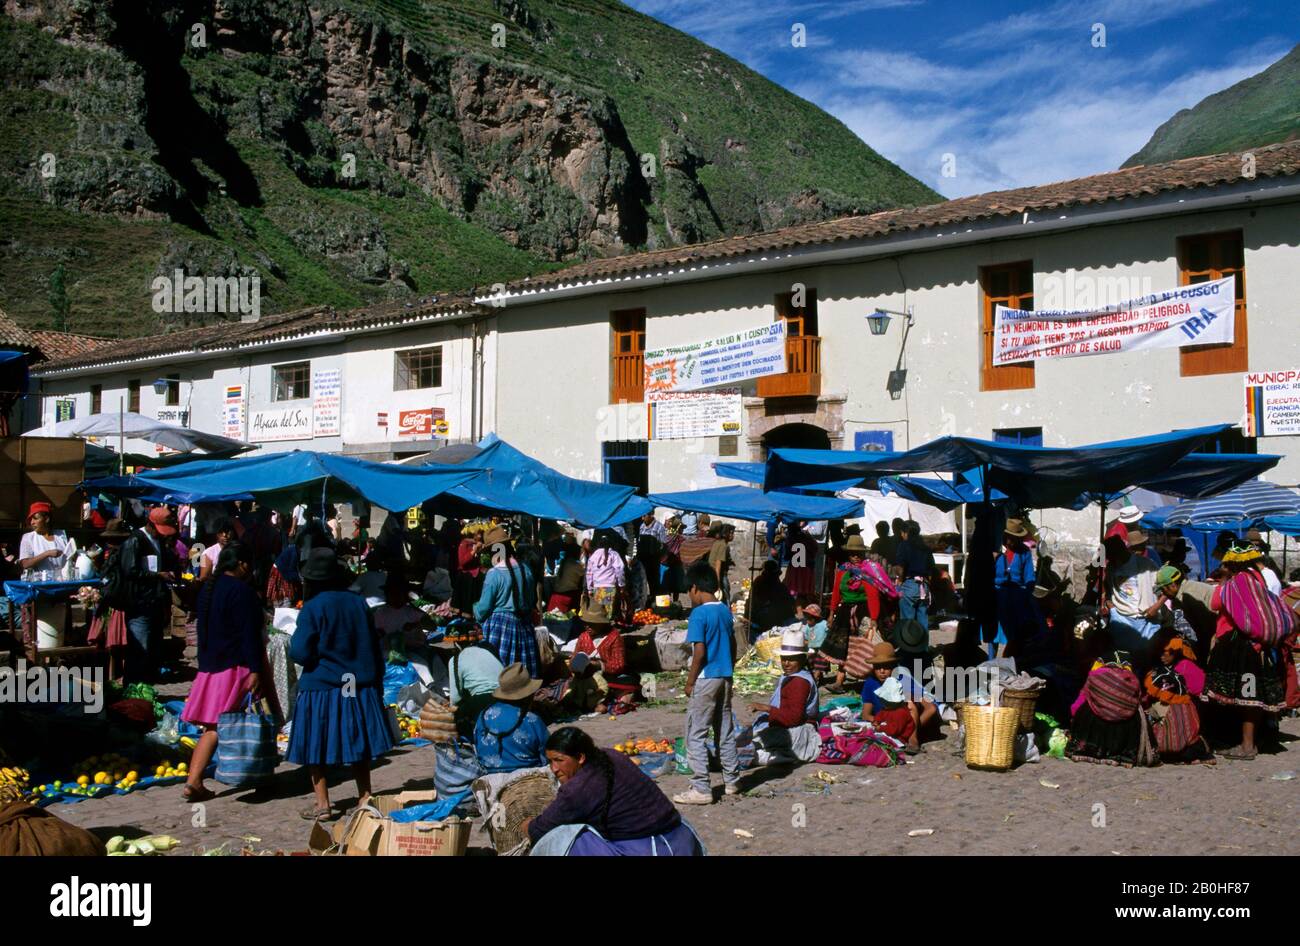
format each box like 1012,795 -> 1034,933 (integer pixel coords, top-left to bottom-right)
126,771 -> 138,781
155,765 -> 166,777
76,775 -> 89,786
52,780 -> 62,789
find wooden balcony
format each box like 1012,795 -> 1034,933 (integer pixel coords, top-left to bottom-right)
757,334 -> 822,398
611,351 -> 645,403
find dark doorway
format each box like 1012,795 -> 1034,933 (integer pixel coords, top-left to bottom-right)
760,422 -> 830,459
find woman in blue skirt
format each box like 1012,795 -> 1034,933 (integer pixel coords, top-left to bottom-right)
288,548 -> 393,821
474,526 -> 541,677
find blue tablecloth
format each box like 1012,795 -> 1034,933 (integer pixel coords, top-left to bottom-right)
3,579 -> 103,606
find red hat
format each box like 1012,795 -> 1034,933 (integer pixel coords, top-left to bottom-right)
802,603 -> 823,619
148,506 -> 178,536
27,501 -> 51,519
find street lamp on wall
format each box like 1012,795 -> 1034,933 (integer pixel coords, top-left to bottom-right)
867,306 -> 916,399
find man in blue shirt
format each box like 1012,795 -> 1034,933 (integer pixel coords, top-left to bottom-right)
674,563 -> 740,805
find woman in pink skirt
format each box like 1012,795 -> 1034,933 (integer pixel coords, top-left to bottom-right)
181,541 -> 278,802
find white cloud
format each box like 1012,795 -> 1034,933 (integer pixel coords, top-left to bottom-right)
947,0 -> 1220,50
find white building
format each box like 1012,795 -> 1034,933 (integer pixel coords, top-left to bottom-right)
28,142 -> 1300,543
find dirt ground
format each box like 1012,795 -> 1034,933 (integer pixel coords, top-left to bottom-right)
51,674 -> 1300,857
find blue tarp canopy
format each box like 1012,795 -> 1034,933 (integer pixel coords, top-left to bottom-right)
646,484 -> 863,524
424,434 -> 654,528
712,461 -> 869,494
764,425 -> 1280,508
85,451 -> 483,511
879,468 -> 1011,512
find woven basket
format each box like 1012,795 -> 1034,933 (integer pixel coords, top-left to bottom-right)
963,705 -> 1018,771
1000,687 -> 1040,732
487,772 -> 556,853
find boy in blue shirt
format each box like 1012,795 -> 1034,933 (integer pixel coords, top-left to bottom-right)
674,562 -> 740,804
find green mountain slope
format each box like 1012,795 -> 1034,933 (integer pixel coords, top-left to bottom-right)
0,0 -> 939,337
1123,43 -> 1300,167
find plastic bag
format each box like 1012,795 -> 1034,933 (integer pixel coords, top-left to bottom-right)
146,711 -> 180,747
1013,733 -> 1040,764
382,663 -> 420,706
1047,728 -> 1068,759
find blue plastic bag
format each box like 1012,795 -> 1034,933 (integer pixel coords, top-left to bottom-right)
214,697 -> 279,787
382,663 -> 420,706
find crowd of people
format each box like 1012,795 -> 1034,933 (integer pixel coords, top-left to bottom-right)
5,490 -> 1298,857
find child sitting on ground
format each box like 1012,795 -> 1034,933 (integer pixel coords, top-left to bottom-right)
869,677 -> 916,743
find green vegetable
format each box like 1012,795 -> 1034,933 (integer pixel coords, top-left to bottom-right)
105,835 -> 126,853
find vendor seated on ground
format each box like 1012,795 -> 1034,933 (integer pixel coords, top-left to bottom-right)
1066,638 -> 1155,768
1144,632 -> 1213,764
859,642 -> 938,754
475,663 -> 551,774
572,602 -> 641,714
869,678 -> 916,744
744,628 -> 821,764
446,633 -> 503,736
523,727 -> 703,856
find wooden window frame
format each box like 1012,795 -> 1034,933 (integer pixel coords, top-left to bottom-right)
90,384 -> 102,415
127,379 -> 140,414
980,261 -> 1035,392
610,307 -> 647,403
1178,230 -> 1247,377
776,288 -> 818,336
272,361 -> 311,402
165,373 -> 180,407
394,346 -> 443,391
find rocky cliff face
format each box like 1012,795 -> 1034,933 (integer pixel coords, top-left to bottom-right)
0,0 -> 939,334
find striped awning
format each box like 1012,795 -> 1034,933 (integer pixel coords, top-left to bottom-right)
1163,479 -> 1300,528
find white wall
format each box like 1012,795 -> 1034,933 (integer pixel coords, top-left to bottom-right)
491,199 -> 1300,542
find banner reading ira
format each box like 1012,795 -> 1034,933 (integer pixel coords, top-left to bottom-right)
993,276 -> 1235,365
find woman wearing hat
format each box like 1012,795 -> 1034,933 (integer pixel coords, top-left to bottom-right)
744,628 -> 821,764
288,548 -> 393,820
1143,632 -> 1212,763
445,633 -> 502,736
474,663 -> 550,774
474,527 -> 542,677
570,602 -> 641,714
18,501 -> 70,581
1203,541 -> 1294,760
993,518 -> 1038,658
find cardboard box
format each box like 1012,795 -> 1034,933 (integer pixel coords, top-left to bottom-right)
308,790 -> 471,857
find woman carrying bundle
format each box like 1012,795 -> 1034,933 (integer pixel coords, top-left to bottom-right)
1143,633 -> 1213,763
828,534 -> 899,641
1066,645 -> 1156,767
524,727 -> 703,856
1203,541 -> 1296,760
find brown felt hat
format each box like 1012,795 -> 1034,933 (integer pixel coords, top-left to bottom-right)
494,662 -> 542,701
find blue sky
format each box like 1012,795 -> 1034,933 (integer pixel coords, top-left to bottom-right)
625,0 -> 1297,199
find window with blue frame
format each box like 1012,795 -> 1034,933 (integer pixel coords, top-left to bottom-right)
854,430 -> 895,452
602,441 -> 649,495
992,427 -> 1043,447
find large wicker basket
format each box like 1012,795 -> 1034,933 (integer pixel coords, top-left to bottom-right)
999,687 -> 1040,732
963,705 -> 1019,771
486,772 -> 556,853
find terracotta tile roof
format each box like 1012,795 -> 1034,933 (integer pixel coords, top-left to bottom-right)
0,306 -> 38,351
498,140 -> 1300,294
29,330 -> 111,361
34,295 -> 477,373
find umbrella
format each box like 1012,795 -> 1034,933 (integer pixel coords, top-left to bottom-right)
30,411 -> 252,454
1163,479 -> 1300,528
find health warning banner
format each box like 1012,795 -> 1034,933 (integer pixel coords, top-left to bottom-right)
644,321 -> 786,393
993,276 -> 1235,365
